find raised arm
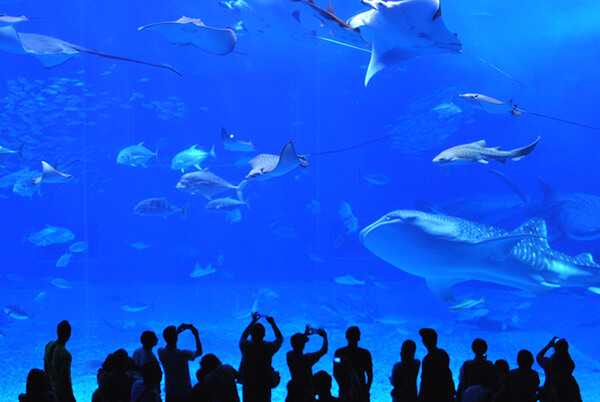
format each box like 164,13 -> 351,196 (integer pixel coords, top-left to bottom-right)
315,328 -> 328,359
537,337 -> 558,367
266,315 -> 283,350
240,312 -> 260,348
190,325 -> 202,357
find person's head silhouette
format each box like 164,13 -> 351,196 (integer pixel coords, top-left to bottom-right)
250,323 -> 265,342
291,333 -> 309,352
163,326 -> 178,348
57,320 -> 71,344
419,328 -> 437,350
554,338 -> 569,354
141,331 -> 158,349
472,338 -> 487,358
517,350 -> 534,369
401,340 -> 416,361
346,326 -> 360,346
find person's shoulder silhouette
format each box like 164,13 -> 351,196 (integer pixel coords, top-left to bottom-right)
390,339 -> 420,402
417,328 -> 455,402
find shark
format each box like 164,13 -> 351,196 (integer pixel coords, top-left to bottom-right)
360,210 -> 600,301
432,137 -> 539,165
347,0 -> 461,86
492,171 -> 600,241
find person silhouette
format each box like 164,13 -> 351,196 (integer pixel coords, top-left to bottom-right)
238,312 -> 283,402
537,337 -> 581,402
417,328 -> 454,402
200,353 -> 240,402
44,320 -> 75,402
287,325 -> 328,399
92,349 -> 139,402
508,350 -> 539,402
333,326 -> 373,402
19,369 -> 58,402
133,331 -> 160,369
130,362 -> 162,402
390,340 -> 420,402
313,371 -> 339,401
456,338 -> 496,401
158,323 -> 202,401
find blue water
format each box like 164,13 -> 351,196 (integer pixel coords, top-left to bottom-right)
1,0 -> 600,400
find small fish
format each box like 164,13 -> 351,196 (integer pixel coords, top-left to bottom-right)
176,169 -> 246,200
308,253 -> 326,263
361,173 -> 389,186
171,144 -> 216,172
449,296 -> 486,312
190,262 -> 216,278
133,198 -> 187,218
120,303 -> 151,313
69,241 -> 88,253
33,292 -> 48,303
334,275 -> 365,286
205,197 -> 249,213
4,305 -> 32,320
221,128 -> 255,152
116,142 -> 157,167
0,14 -> 28,28
459,93 -> 520,116
56,252 -> 72,268
0,142 -> 24,165
433,137 -> 540,165
32,161 -> 73,185
51,278 -> 73,289
339,202 -> 358,233
306,200 -> 322,214
129,242 -> 151,249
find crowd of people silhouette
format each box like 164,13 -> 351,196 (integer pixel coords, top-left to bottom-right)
19,315 -> 582,402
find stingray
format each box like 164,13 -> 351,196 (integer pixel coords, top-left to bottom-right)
459,93 -> 600,131
347,0 -> 461,86
0,14 -> 26,28
289,0 -> 371,51
32,161 -> 73,185
246,141 -> 309,180
361,210 -> 600,301
138,16 -> 237,55
0,25 -> 180,74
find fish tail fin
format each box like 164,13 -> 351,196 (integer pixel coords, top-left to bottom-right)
221,127 -> 229,142
489,170 -> 530,203
154,147 -> 159,161
236,180 -> 248,201
32,177 -> 42,186
245,197 -> 251,210
18,142 -> 25,161
510,136 -> 540,161
182,204 -> 189,217
210,144 -> 217,159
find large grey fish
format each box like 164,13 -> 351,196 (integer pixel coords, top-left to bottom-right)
493,171 -> 600,241
28,225 -> 75,246
176,169 -> 246,200
205,197 -> 249,212
116,142 -> 157,167
133,198 -> 187,218
433,137 -> 539,165
360,210 -> 600,301
246,142 -> 308,180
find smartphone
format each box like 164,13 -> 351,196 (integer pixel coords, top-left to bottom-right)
334,357 -> 341,364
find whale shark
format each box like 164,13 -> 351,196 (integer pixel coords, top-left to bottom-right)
360,210 -> 600,301
492,171 -> 600,241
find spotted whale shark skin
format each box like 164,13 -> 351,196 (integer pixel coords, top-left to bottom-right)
360,210 -> 600,301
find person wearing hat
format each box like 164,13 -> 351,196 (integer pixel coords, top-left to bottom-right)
286,325 -> 328,400
417,328 -> 455,402
333,326 -> 372,402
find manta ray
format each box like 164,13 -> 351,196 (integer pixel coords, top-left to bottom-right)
347,0 -> 461,86
32,161 -> 73,185
246,142 -> 308,179
0,25 -> 180,74
138,16 -> 237,55
360,210 -> 600,301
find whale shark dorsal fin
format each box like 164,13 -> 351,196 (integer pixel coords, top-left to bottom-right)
433,1 -> 442,20
471,140 -> 486,147
512,218 -> 548,238
576,253 -> 595,264
537,178 -> 556,199
328,2 -> 334,14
